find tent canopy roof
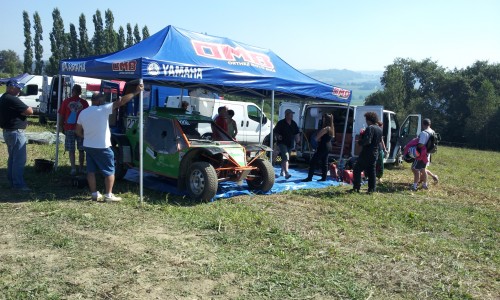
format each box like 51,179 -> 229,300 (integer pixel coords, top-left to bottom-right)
60,25 -> 351,103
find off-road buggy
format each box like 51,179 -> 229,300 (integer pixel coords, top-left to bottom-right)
111,107 -> 275,201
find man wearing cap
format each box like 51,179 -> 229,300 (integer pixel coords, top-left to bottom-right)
273,109 -> 300,179
58,84 -> 89,175
0,80 -> 33,191
75,83 -> 143,202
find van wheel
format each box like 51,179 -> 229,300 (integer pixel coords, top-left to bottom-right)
39,115 -> 47,125
247,159 -> 275,192
186,162 -> 218,201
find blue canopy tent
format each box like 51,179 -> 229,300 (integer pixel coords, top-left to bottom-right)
0,73 -> 30,84
58,25 -> 352,202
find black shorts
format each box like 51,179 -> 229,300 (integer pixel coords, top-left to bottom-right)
411,159 -> 427,170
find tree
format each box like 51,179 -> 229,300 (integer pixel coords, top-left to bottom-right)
0,50 -> 23,76
465,79 -> 499,149
133,24 -> 141,44
46,8 -> 68,75
69,23 -> 79,58
23,11 -> 33,74
126,23 -> 133,47
92,10 -> 105,55
104,9 -> 117,53
142,26 -> 150,40
33,12 -> 44,74
78,14 -> 92,57
117,26 -> 125,50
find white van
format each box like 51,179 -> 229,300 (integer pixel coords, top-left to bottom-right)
38,75 -> 101,124
279,102 -> 421,164
6,75 -> 52,113
166,95 -> 271,145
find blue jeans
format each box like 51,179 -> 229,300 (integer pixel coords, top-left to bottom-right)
3,129 -> 28,188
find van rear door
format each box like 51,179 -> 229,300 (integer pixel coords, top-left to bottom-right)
398,114 -> 422,149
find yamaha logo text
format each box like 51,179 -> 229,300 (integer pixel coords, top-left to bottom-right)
61,62 -> 86,73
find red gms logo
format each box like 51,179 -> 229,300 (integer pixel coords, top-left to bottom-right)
333,87 -> 351,99
192,40 -> 274,71
112,60 -> 137,72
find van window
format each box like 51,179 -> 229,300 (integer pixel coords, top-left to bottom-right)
247,105 -> 262,123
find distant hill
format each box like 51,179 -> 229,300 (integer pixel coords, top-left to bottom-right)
302,69 -> 383,105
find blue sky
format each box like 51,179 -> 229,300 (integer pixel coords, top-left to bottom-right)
2,0 -> 499,71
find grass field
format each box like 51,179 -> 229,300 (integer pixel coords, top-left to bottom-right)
0,118 -> 498,299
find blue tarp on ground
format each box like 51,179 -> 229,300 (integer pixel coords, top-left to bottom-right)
124,166 -> 342,201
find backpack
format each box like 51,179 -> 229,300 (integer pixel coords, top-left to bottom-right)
425,131 -> 440,154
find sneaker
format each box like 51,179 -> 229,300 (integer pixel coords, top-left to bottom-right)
411,185 -> 418,191
279,171 -> 285,177
285,173 -> 292,180
104,193 -> 122,202
70,169 -> 77,176
92,192 -> 103,201
422,184 -> 428,190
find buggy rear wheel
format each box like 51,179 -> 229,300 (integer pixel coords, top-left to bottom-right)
246,159 -> 275,192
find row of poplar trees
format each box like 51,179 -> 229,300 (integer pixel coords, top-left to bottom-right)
22,8 -> 149,76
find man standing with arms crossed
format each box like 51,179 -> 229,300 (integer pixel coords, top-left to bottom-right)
0,80 -> 33,191
58,84 -> 89,175
76,83 -> 143,202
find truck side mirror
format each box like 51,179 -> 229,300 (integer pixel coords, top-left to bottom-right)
261,116 -> 268,124
26,84 -> 39,96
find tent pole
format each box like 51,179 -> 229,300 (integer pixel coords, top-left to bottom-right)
259,98 -> 264,144
139,78 -> 144,205
270,91 -> 275,161
54,75 -> 62,171
339,102 -> 351,162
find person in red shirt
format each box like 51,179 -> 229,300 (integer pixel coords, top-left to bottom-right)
58,84 -> 89,175
212,106 -> 228,140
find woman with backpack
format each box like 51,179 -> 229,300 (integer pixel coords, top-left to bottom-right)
410,118 -> 439,190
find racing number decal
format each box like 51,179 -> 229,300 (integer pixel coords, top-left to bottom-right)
126,118 -> 138,129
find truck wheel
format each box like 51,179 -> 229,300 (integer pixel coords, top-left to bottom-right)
111,141 -> 128,180
186,161 -> 218,201
39,115 -> 47,125
247,159 -> 275,192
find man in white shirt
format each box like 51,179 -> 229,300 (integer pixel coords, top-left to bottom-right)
76,83 -> 143,202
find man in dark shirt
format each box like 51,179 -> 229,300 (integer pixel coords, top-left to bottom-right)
273,109 -> 300,179
0,79 -> 34,191
352,111 -> 382,193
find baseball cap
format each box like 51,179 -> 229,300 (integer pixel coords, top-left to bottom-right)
285,109 -> 295,115
7,79 -> 24,89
